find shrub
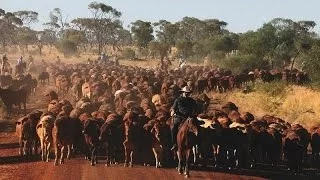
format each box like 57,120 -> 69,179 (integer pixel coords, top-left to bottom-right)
121,48 -> 136,60
55,39 -> 78,57
217,54 -> 269,74
253,81 -> 289,98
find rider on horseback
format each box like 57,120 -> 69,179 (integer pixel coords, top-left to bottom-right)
1,54 -> 9,73
170,86 -> 198,151
17,56 -> 23,65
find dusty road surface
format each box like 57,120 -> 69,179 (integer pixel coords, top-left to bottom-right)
0,83 -> 319,180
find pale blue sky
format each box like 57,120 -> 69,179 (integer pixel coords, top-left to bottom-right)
1,0 -> 320,33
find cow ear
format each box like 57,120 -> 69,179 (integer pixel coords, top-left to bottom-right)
36,124 -> 42,129
151,127 -> 155,134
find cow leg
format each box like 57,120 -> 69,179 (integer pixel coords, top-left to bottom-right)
192,145 -> 197,164
67,145 -> 71,160
185,149 -> 191,178
177,150 -> 183,175
60,146 -> 65,164
152,148 -> 160,168
90,146 -> 97,166
213,144 -> 218,167
19,139 -> 24,156
129,150 -> 133,168
40,140 -> 45,161
123,141 -> 132,167
46,143 -> 51,162
54,145 -> 59,166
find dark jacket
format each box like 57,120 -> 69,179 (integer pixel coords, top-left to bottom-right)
172,96 -> 197,118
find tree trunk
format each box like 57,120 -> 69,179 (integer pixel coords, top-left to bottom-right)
38,44 -> 43,56
290,54 -> 298,71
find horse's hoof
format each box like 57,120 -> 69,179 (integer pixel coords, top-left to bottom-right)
91,162 -> 95,166
54,162 -> 58,166
185,174 -> 190,178
60,160 -> 64,164
105,164 -> 109,167
124,163 -> 127,167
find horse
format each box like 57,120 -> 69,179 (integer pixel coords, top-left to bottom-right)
1,62 -> 12,75
15,62 -> 26,75
176,117 -> 199,178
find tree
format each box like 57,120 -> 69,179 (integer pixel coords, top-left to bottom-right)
13,10 -> 38,27
148,41 -> 169,60
176,40 -> 193,58
153,20 -> 179,50
55,38 -> 77,57
300,42 -> 320,81
0,9 -> 23,51
88,1 -> 122,54
15,27 -> 37,53
44,8 -> 69,38
63,29 -> 88,51
131,20 -> 154,49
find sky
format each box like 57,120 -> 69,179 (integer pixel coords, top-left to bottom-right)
1,0 -> 320,33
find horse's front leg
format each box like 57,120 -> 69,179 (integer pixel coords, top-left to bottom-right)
185,149 -> 191,178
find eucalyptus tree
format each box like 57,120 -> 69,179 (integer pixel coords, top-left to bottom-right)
153,20 -> 179,51
88,1 -> 122,54
131,20 -> 154,49
13,10 -> 38,27
35,29 -> 58,55
15,27 -> 37,53
43,8 -> 69,38
0,9 -> 23,51
63,29 -> 88,51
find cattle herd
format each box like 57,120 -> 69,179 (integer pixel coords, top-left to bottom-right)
1,59 -> 318,177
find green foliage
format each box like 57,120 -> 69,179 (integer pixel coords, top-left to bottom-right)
131,20 -> 154,48
300,43 -> 320,81
216,54 -> 268,74
176,40 -> 193,57
55,39 -> 77,56
121,48 -> 135,59
148,41 -> 169,59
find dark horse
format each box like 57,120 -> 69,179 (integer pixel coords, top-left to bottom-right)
176,117 -> 199,178
15,62 -> 26,75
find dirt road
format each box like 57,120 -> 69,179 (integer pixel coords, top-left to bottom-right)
0,83 -> 318,180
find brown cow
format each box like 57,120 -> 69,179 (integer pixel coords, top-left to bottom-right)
15,116 -> 32,157
37,115 -> 55,162
52,115 -> 77,166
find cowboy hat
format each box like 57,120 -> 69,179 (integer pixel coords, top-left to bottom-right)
179,86 -> 192,93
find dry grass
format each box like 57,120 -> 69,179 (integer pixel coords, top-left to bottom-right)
211,86 -> 320,130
